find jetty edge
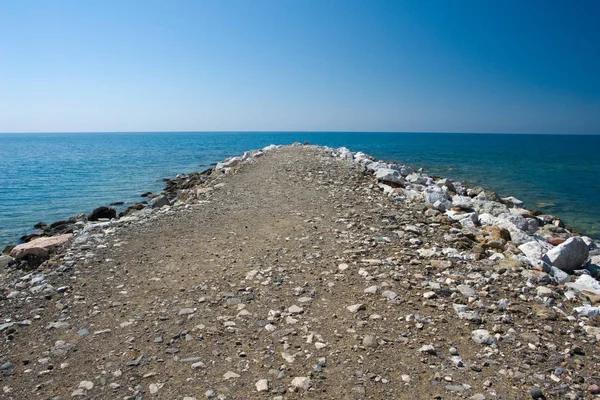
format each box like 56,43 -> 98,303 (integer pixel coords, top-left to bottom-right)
0,143 -> 598,399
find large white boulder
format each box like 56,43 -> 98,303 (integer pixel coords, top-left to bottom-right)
518,240 -> 552,261
406,173 -> 427,185
496,213 -> 529,232
424,187 -> 451,211
452,195 -> 474,210
472,200 -> 509,217
374,168 -> 405,186
542,237 -> 589,273
566,274 -> 600,298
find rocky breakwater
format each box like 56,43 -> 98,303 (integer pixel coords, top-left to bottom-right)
1,143 -> 600,399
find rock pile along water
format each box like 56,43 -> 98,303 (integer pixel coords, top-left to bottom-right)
1,143 -> 600,399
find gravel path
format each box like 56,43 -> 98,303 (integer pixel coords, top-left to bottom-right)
1,145 -> 600,399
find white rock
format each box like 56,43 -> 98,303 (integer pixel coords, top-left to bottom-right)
291,376 -> 312,390
223,371 -> 240,380
424,187 -> 451,211
255,379 -> 269,392
382,290 -> 397,300
457,284 -> 476,298
364,285 -> 378,294
472,200 -> 509,217
452,195 -> 473,210
347,304 -> 365,313
288,305 -> 303,314
518,240 -> 551,261
566,274 -> 600,297
471,329 -> 497,345
78,381 -> 94,390
542,237 -> 589,273
501,196 -> 524,208
406,173 -> 427,185
375,168 -> 405,185
418,345 -> 436,354
149,383 -> 161,394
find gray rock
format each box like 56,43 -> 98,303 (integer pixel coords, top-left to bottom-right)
362,335 -> 378,348
529,386 -> 544,399
542,237 -> 589,273
0,362 -> 14,371
424,187 -> 451,211
418,344 -> 436,354
0,255 -> 15,269
381,290 -> 397,300
518,240 -> 551,261
347,304 -> 365,313
472,200 -> 509,217
149,195 -> 170,209
550,267 -> 570,283
255,379 -> 269,392
457,285 -> 476,298
47,321 -> 70,330
452,195 -> 474,210
471,329 -> 497,345
497,212 -> 529,232
366,162 -> 402,173
501,196 -> 524,208
291,376 -> 312,390
375,168 -> 405,186
566,274 -> 600,297
406,173 -> 427,185
453,304 -> 482,323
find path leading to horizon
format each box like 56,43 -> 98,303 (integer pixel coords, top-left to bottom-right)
1,146 -> 599,399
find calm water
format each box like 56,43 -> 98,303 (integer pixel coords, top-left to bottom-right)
0,132 -> 598,248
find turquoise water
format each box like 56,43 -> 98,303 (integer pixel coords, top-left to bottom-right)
0,132 -> 599,248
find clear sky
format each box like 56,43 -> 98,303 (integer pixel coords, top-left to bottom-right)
0,0 -> 598,134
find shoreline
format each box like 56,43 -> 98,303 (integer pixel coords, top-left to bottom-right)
2,143 -> 600,398
2,142 -> 599,258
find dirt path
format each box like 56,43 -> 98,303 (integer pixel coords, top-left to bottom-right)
1,145 -> 599,399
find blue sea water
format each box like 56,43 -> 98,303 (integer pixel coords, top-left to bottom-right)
0,132 -> 599,248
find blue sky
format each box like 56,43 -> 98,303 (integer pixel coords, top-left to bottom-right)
0,0 -> 598,133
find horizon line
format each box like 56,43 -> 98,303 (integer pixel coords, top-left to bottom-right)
1,130 -> 599,136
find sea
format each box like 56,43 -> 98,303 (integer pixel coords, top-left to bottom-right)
0,132 -> 599,249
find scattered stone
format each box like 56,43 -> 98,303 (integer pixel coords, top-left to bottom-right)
529,386 -> 544,399
255,379 -> 269,392
362,335 -> 378,348
418,345 -> 436,355
291,376 -> 312,390
471,330 -> 497,346
78,381 -> 93,390
223,371 -> 240,380
347,304 -> 365,313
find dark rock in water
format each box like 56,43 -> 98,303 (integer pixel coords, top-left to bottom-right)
149,195 -> 170,209
88,206 -> 117,221
141,192 -> 152,198
50,220 -> 70,229
20,231 -> 44,243
2,245 -> 15,255
34,222 -> 48,229
109,201 -> 125,206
